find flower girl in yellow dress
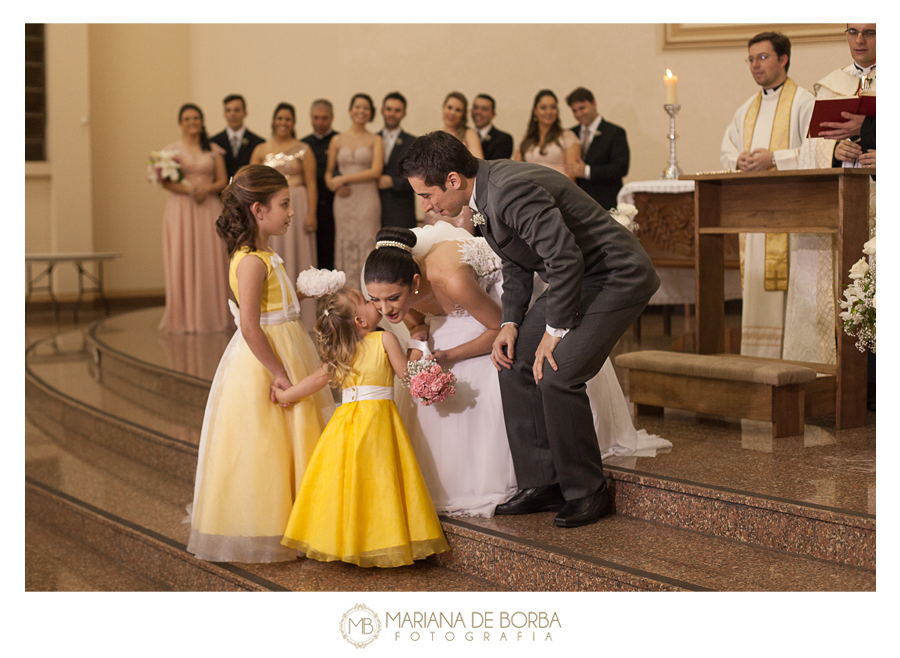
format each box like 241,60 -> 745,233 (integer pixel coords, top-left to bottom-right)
187,165 -> 334,563
276,287 -> 449,567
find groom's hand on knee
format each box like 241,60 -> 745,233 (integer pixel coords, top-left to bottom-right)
532,332 -> 560,384
491,324 -> 518,371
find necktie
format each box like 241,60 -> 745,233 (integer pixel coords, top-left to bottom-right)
581,127 -> 592,157
231,134 -> 240,157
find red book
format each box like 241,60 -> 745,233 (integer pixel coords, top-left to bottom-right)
808,94 -> 876,138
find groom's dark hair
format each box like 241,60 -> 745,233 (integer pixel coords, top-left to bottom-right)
399,131 -> 479,190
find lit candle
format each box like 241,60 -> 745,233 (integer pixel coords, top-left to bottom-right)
664,69 -> 678,104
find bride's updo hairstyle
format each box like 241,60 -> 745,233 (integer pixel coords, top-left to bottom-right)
364,226 -> 420,290
216,164 -> 289,256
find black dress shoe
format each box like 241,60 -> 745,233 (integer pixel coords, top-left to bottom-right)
495,485 -> 565,515
553,480 -> 613,528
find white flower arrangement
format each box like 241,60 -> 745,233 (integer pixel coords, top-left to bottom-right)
839,236 -> 875,353
609,203 -> 639,233
296,267 -> 346,298
146,150 -> 184,184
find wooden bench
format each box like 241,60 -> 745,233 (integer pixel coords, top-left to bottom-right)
614,351 -> 819,438
25,252 -> 121,322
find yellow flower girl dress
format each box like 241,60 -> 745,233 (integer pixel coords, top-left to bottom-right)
281,330 -> 449,567
187,248 -> 334,563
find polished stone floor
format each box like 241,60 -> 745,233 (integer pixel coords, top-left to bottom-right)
74,306 -> 876,516
25,304 -> 876,593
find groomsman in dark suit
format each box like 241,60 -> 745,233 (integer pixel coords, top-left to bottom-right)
301,99 -> 338,270
471,94 -> 514,160
565,87 -> 630,210
400,132 -> 659,528
377,92 -> 417,229
209,94 -> 265,180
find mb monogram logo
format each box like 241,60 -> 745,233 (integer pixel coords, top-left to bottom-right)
340,604 -> 382,648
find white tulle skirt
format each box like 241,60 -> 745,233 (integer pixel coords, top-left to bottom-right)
390,305 -> 671,519
396,312 -> 518,518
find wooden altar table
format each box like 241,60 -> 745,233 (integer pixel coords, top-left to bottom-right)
682,168 -> 872,430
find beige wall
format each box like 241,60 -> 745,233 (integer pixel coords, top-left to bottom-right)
89,23 -> 192,296
25,24 -> 94,295
27,24 -> 850,297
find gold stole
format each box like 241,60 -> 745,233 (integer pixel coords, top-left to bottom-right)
742,77 -> 797,291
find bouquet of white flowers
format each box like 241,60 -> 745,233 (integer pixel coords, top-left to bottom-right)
839,236 -> 876,353
296,267 -> 346,298
146,150 -> 184,185
609,203 -> 638,233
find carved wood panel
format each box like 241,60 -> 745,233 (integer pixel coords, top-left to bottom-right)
632,191 -> 739,267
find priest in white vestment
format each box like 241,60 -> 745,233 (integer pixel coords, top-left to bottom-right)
787,23 -> 876,365
720,31 -> 815,359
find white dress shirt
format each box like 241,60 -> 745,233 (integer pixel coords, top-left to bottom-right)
578,114 -> 603,180
225,126 -> 247,155
382,127 -> 401,163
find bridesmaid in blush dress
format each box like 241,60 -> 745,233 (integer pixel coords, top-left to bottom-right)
251,102 -> 318,325
514,89 -> 580,181
424,92 -> 484,234
325,93 -> 383,288
158,103 -> 232,333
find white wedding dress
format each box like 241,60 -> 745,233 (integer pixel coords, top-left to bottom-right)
368,222 -> 671,518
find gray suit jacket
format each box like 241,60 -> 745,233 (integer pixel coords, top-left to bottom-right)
472,159 -> 658,329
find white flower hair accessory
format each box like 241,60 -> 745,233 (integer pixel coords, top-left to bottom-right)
296,267 -> 346,298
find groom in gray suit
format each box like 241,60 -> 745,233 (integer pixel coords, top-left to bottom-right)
400,131 -> 659,528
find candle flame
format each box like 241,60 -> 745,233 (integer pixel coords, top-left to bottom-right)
666,69 -> 673,78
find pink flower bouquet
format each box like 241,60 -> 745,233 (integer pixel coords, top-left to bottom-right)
406,359 -> 456,406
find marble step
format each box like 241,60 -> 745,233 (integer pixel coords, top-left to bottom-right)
27,325 -> 875,571
26,515 -> 167,592
26,331 -> 198,483
24,418 -> 500,592
25,416 -> 873,592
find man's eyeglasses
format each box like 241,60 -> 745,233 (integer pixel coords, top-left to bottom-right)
745,53 -> 775,65
845,28 -> 876,39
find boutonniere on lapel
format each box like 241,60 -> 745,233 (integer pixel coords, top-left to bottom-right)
471,212 -> 487,227
396,137 -> 402,146
241,138 -> 249,146
482,134 -> 491,142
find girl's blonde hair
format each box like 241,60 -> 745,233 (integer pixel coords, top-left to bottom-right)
315,287 -> 366,387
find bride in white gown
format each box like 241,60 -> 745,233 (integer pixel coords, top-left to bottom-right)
363,222 -> 670,518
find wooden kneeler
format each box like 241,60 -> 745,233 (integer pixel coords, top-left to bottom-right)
615,351 -> 819,438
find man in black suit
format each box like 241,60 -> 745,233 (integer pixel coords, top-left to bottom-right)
471,94 -> 514,160
301,99 -> 338,270
565,87 -> 630,210
377,92 -> 417,229
209,94 -> 265,180
400,131 -> 659,528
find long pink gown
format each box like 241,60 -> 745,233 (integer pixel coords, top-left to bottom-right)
265,144 -> 318,326
333,145 -> 381,288
158,140 -> 233,334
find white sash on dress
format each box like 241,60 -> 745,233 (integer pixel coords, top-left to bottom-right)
342,386 -> 394,403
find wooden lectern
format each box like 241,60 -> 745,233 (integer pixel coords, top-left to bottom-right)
682,168 -> 873,430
